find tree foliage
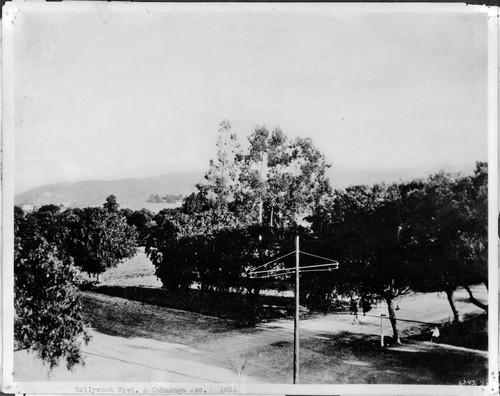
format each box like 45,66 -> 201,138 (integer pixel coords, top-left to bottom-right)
306,163 -> 488,336
146,205 -> 295,295
203,120 -> 242,208
236,127 -> 331,226
66,204 -> 137,276
103,194 -> 119,213
121,208 -> 154,246
14,207 -> 91,369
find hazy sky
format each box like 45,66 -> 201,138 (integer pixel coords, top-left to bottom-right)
10,4 -> 489,193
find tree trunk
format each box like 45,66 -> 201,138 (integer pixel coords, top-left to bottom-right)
464,285 -> 487,311
270,206 -> 274,227
258,198 -> 263,225
385,297 -> 401,344
445,288 -> 460,322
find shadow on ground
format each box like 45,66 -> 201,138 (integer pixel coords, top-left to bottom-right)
82,284 -> 302,324
297,331 -> 488,384
407,313 -> 488,351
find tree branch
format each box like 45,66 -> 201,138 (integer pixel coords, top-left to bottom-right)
464,285 -> 487,311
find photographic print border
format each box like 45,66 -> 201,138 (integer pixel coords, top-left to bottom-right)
1,2 -> 498,395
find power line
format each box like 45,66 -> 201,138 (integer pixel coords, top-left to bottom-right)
300,250 -> 339,263
249,262 -> 338,276
250,251 -> 295,272
249,267 -> 339,279
248,262 -> 338,278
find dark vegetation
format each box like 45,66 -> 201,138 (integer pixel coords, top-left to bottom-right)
15,120 -> 488,370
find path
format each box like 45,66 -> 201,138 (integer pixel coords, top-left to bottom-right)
14,330 -> 263,383
14,285 -> 487,384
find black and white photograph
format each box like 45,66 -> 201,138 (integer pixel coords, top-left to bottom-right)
2,2 -> 499,394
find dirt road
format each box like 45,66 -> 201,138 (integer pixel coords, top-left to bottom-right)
14,286 -> 487,384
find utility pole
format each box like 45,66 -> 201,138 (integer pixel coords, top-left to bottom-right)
293,234 -> 300,384
248,234 -> 339,385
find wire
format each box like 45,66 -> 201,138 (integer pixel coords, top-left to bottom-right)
250,267 -> 296,275
250,251 -> 295,272
250,262 -> 338,276
300,250 -> 339,263
297,262 -> 339,270
248,248 -> 339,279
296,268 -> 337,274
249,265 -> 338,278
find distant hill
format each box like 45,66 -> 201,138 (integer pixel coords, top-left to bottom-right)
15,172 -> 205,209
328,164 -> 475,190
16,164 -> 475,210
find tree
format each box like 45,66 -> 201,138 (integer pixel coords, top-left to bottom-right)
403,166 -> 488,318
15,204 -> 70,262
182,186 -> 212,215
146,207 -> 246,293
237,127 -> 331,227
271,137 -> 331,226
162,194 -> 183,204
38,204 -> 62,214
311,184 -> 412,343
189,121 -> 331,229
147,194 -> 162,203
123,208 -> 154,246
245,126 -> 270,224
14,207 -> 91,369
103,194 -> 119,212
66,202 -> 137,277
203,120 -> 242,208
461,162 -> 488,310
398,176 -> 460,316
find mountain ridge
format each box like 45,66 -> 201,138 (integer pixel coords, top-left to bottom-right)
15,172 -> 206,208
15,164 -> 476,209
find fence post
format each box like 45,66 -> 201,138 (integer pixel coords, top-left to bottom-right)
380,314 -> 386,347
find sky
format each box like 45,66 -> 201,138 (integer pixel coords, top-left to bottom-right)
10,4 -> 489,193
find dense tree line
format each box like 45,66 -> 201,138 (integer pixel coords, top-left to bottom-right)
147,194 -> 183,204
145,121 -> 488,344
302,163 -> 487,342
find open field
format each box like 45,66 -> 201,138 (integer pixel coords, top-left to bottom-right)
95,248 -> 163,288
15,252 -> 488,384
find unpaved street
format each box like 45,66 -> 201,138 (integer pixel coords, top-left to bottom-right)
14,286 -> 487,384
